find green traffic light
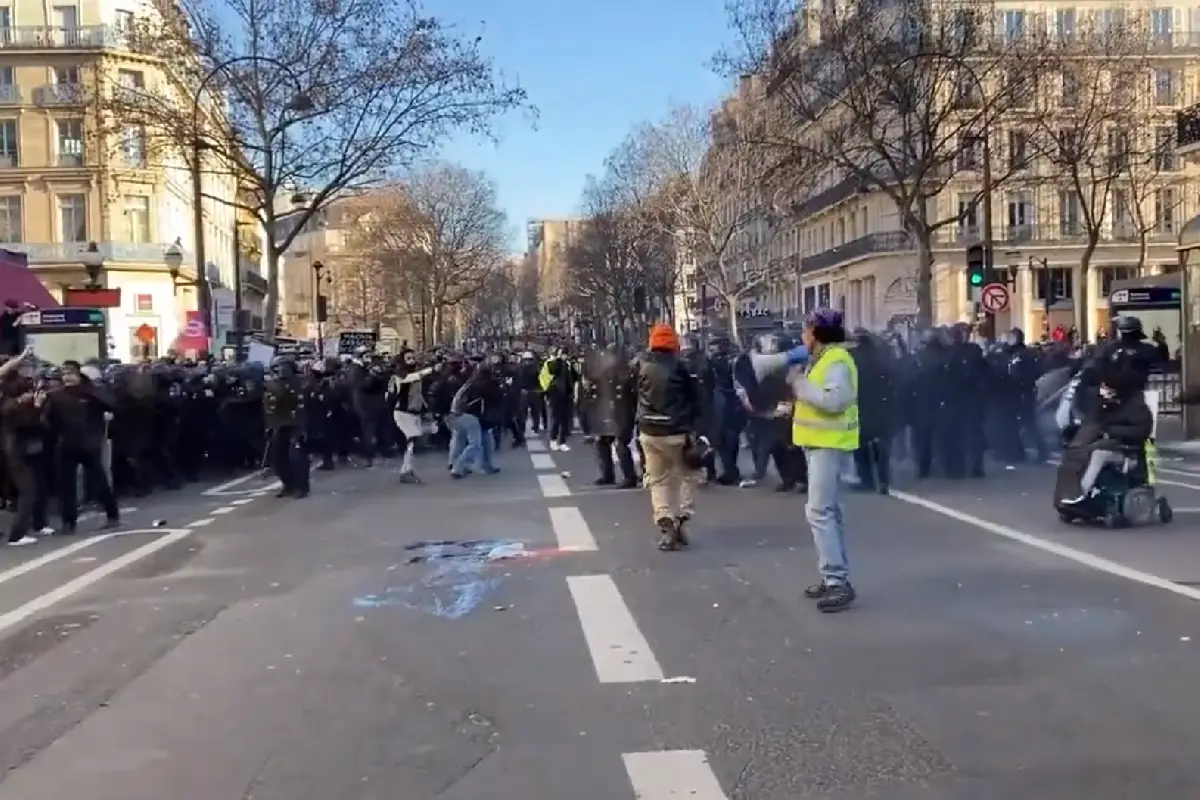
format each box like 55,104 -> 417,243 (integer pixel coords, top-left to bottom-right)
969,272 -> 984,285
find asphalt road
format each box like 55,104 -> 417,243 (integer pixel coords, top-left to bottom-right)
0,437 -> 1199,797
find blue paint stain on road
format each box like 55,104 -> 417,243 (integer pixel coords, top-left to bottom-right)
353,539 -> 525,619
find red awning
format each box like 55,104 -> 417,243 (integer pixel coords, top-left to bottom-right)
0,250 -> 59,309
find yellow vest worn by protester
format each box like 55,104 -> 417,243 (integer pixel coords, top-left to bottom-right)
792,344 -> 860,450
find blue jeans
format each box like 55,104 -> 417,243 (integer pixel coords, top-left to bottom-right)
804,448 -> 851,586
449,414 -> 495,475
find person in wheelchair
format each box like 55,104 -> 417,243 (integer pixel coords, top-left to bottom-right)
1059,362 -> 1153,507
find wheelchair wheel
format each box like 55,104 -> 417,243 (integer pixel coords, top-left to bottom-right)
1123,487 -> 1157,526
1159,497 -> 1174,524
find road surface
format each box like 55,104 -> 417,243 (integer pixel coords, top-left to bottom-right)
0,441 -> 1198,797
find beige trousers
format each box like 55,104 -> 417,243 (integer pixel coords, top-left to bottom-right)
638,433 -> 699,522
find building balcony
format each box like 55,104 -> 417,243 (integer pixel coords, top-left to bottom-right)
4,241 -> 195,267
34,83 -> 83,106
801,231 -> 913,273
1177,103 -> 1200,160
0,25 -> 126,50
241,268 -> 269,295
0,84 -> 19,105
943,224 -> 1180,247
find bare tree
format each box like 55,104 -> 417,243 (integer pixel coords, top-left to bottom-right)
470,265 -> 521,340
1122,124 -> 1189,275
100,0 -> 527,339
1036,22 -> 1152,338
721,0 -> 1051,328
639,104 -> 780,340
366,164 -> 509,344
329,250 -> 398,332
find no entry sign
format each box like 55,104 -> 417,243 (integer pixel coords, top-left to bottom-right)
980,282 -> 1009,313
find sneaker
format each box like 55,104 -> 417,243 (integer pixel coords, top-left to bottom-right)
558,444 -> 570,452
549,441 -> 561,451
816,583 -> 856,613
674,514 -> 691,547
8,536 -> 37,546
655,517 -> 680,551
36,526 -> 55,536
739,478 -> 758,488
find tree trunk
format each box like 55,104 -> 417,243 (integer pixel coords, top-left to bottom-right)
911,205 -> 934,331
263,239 -> 282,343
1136,233 -> 1149,275
1076,240 -> 1098,343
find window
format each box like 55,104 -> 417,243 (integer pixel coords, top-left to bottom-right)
123,194 -> 149,242
949,9 -> 978,47
1006,69 -> 1033,107
1035,268 -> 1073,302
1061,70 -> 1079,107
52,66 -> 79,85
114,9 -> 134,31
128,326 -> 158,360
1155,188 -> 1178,234
802,285 -> 816,312
0,120 -> 15,167
117,68 -> 143,88
1100,267 -> 1137,298
1155,127 -> 1178,171
1007,130 -> 1029,171
1150,8 -> 1173,44
1112,188 -> 1134,237
817,283 -> 830,308
120,124 -> 145,167
1056,128 -> 1078,162
1095,8 -> 1125,33
1107,129 -> 1129,171
951,72 -> 980,109
57,194 -> 86,241
0,66 -> 12,86
134,293 -> 152,312
1054,8 -> 1075,41
957,193 -> 978,238
956,134 -> 980,170
0,8 -> 11,43
56,118 -> 83,166
1155,69 -> 1179,106
1007,191 -> 1034,240
0,196 -> 19,243
1059,190 -> 1082,236
1003,10 -> 1025,41
1112,71 -> 1135,104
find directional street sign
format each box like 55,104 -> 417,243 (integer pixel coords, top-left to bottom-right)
980,282 -> 1009,313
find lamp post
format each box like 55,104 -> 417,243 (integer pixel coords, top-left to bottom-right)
81,241 -> 104,288
312,259 -> 329,357
187,56 -> 314,352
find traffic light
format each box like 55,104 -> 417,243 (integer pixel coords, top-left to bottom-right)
966,243 -> 987,289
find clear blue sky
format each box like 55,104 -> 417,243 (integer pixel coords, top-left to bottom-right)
436,0 -> 733,251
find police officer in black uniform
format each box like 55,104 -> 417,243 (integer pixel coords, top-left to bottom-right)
263,357 -> 310,498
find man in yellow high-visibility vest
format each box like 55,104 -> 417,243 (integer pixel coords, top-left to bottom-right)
788,307 -> 859,613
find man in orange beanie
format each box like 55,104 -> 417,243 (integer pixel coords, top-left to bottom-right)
633,322 -> 706,550
647,323 -> 679,352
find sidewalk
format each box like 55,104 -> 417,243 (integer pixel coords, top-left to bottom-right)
1155,417 -> 1200,456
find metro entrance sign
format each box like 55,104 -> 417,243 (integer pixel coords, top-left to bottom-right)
980,282 -> 1009,313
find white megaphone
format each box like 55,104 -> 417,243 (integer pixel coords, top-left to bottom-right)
734,351 -> 799,414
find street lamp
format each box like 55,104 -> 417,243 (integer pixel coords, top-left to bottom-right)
81,241 -> 104,288
164,239 -> 184,282
189,56 -> 315,352
312,259 -> 330,357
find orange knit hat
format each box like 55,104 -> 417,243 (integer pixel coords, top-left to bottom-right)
648,323 -> 680,352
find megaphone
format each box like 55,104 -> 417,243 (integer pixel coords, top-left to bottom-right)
734,351 -> 795,414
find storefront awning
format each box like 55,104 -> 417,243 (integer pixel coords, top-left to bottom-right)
1178,213 -> 1200,252
0,250 -> 59,308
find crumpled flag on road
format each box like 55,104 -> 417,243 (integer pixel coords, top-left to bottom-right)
354,539 -> 528,618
